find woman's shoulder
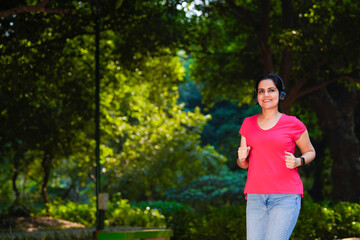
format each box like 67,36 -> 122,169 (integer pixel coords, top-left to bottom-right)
281,114 -> 302,122
281,114 -> 306,127
242,114 -> 258,126
240,114 -> 258,133
244,114 -> 259,122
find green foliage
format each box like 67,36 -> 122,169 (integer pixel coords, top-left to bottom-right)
185,0 -> 360,203
290,100 -> 323,141
188,205 -> 247,240
136,199 -> 360,240
0,181 -> 12,215
133,200 -> 193,217
187,0 -> 261,105
1,0 -> 359,221
133,201 -> 197,240
44,199 -> 96,227
94,40 -> 227,201
293,199 -> 360,239
201,103 -> 261,170
44,195 -> 166,228
135,201 -> 246,240
0,25 -> 227,207
178,78 -> 261,170
0,0 -> 194,208
0,162 -> 13,215
165,170 -> 247,210
106,195 -> 166,228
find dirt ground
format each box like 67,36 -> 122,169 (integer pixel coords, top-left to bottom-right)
0,216 -> 85,232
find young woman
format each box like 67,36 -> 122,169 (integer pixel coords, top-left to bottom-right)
237,73 -> 316,240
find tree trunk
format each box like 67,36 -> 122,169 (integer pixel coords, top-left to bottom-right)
41,153 -> 52,214
309,87 -> 360,202
12,168 -> 20,200
12,153 -> 20,200
308,138 -> 327,201
11,149 -> 24,201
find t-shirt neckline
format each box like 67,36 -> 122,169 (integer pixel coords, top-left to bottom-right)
256,113 -> 284,131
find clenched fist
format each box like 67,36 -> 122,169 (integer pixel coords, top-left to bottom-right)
238,137 -> 251,162
284,151 -> 300,169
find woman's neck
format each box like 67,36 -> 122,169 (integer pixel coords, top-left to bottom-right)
259,109 -> 281,120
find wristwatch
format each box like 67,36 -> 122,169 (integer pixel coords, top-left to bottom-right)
300,156 -> 305,166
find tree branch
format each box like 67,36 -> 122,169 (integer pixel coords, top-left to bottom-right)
258,0 -> 272,73
281,0 -> 294,28
279,0 -> 295,83
292,75 -> 360,102
224,0 -> 256,28
182,47 -> 242,57
224,0 -> 273,73
0,0 -> 69,17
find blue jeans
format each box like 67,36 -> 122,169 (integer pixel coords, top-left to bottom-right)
246,194 -> 301,240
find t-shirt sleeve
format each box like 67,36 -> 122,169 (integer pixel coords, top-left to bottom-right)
291,117 -> 307,140
239,117 -> 249,136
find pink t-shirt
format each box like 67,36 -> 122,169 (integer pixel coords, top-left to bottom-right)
239,114 -> 306,196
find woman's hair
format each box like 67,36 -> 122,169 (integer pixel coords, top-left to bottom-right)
253,73 -> 286,110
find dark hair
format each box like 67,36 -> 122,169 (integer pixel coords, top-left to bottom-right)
253,73 -> 286,109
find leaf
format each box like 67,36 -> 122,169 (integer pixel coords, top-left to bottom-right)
116,0 -> 124,10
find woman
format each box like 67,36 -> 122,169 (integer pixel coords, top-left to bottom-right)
237,73 -> 316,240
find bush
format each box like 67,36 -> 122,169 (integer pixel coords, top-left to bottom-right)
292,199 -> 360,239
45,196 -> 359,240
134,201 -> 246,240
136,199 -> 360,240
106,196 -> 165,227
133,201 -> 195,240
188,205 -> 246,240
45,195 -> 166,228
44,198 -> 96,226
165,171 -> 246,210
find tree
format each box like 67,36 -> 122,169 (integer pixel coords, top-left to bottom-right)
0,0 -> 184,206
0,27 -> 95,210
91,31 -> 227,201
0,0 -> 68,17
0,0 -> 226,207
185,0 -> 360,201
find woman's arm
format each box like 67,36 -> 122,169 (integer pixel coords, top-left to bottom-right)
285,130 -> 316,169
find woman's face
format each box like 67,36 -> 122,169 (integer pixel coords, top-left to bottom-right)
257,79 -> 279,110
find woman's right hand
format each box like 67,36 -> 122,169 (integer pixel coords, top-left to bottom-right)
238,145 -> 251,162
238,136 -> 251,162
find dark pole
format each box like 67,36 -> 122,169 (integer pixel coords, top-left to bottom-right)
95,0 -> 104,231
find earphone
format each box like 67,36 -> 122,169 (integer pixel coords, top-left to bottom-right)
253,73 -> 286,104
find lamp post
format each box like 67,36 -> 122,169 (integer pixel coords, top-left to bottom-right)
95,0 -> 104,231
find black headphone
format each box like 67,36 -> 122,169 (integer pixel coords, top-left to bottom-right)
253,73 -> 286,104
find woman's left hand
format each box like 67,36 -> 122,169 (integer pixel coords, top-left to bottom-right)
284,151 -> 299,169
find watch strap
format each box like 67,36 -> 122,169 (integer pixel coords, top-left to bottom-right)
300,156 -> 305,166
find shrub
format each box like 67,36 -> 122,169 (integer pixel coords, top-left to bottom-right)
106,196 -> 165,227
165,171 -> 246,210
133,201 -> 195,240
292,199 -> 360,240
134,201 -> 246,240
45,196 -> 166,228
136,199 -> 360,240
332,201 -> 360,237
44,198 -> 96,226
45,196 -> 359,240
188,205 -> 246,240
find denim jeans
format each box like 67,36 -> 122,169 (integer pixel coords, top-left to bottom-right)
246,194 -> 301,240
